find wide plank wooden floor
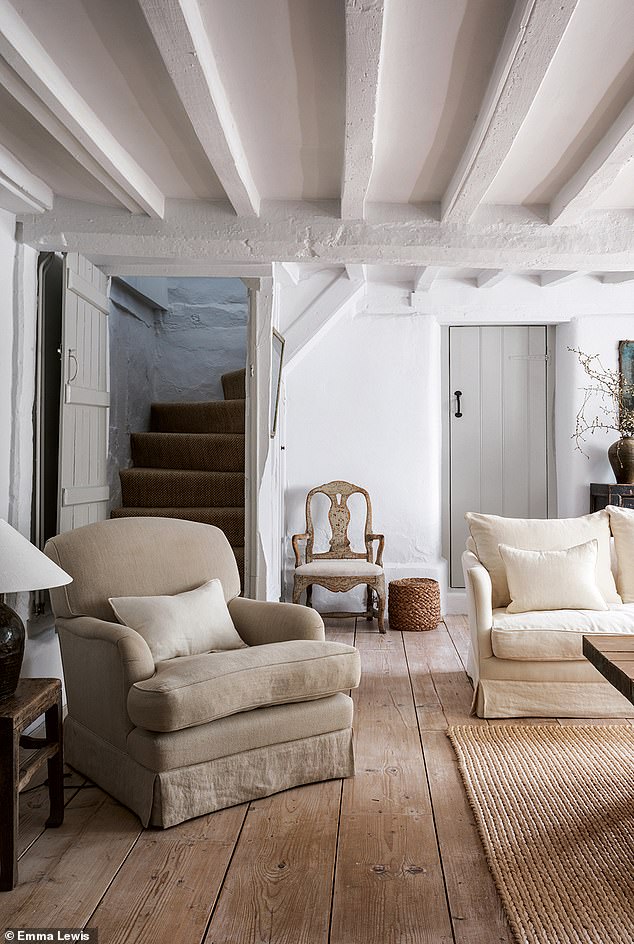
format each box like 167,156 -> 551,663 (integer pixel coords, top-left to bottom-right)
2,616 -> 628,942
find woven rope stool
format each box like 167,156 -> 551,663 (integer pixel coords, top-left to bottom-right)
388,578 -> 440,631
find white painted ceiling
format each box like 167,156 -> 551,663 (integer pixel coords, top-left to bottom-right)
1,0 -> 633,278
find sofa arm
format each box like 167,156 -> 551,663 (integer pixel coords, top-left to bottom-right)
228,597 -> 326,645
56,616 -> 155,749
462,551 -> 494,677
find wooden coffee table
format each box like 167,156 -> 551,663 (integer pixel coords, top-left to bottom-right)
583,635 -> 634,705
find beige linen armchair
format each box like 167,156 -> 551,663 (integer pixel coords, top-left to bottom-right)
45,517 -> 360,828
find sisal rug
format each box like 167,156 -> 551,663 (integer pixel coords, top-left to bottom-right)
447,724 -> 634,944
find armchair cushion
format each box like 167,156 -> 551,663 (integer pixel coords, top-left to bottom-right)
465,510 -> 620,608
490,603 -> 634,661
110,578 -> 246,663
498,540 -> 608,613
295,560 -> 383,576
128,639 -> 361,733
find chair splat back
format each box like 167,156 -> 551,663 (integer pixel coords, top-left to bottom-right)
305,481 -> 373,562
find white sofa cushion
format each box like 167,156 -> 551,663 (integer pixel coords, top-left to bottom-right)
110,578 -> 246,663
465,510 -> 620,608
491,604 -> 634,661
498,540 -> 608,613
607,505 -> 634,603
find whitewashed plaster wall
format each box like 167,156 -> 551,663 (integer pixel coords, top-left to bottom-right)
278,273 -> 634,613
108,277 -> 248,508
0,209 -> 15,524
281,280 -> 445,611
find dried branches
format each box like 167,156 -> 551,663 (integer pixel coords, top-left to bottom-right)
569,347 -> 634,455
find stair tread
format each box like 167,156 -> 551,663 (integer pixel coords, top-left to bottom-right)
221,368 -> 246,401
151,400 -> 245,434
131,431 -> 244,471
120,468 -> 244,509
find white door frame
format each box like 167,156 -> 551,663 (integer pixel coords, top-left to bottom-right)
243,276 -> 279,600
440,323 -> 557,607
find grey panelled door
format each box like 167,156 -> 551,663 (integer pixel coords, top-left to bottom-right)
449,325 -> 549,587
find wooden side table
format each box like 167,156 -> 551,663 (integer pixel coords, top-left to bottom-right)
590,483 -> 634,511
0,677 -> 64,890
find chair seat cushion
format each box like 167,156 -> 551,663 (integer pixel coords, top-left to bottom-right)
295,560 -> 383,577
491,604 -> 634,661
128,639 -> 361,733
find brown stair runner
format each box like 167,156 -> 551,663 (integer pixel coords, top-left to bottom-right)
150,399 -> 245,434
131,432 -> 244,471
113,368 -> 246,586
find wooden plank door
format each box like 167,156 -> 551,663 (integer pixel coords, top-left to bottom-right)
449,325 -> 549,587
58,253 -> 110,532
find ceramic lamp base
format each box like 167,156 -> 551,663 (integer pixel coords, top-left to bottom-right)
0,600 -> 25,699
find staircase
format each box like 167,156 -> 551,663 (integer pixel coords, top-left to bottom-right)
112,368 -> 246,585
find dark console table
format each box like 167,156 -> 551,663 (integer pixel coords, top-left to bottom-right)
590,483 -> 634,512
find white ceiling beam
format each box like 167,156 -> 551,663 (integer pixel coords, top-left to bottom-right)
0,2 -> 164,218
345,264 -> 366,281
137,0 -> 259,218
414,266 -> 442,292
539,270 -> 583,287
0,141 -> 52,213
550,96 -> 634,224
285,274 -> 365,371
341,0 -> 385,220
442,0 -> 580,223
476,269 -> 508,288
22,198 -> 634,272
601,272 -> 634,284
0,60 -> 155,215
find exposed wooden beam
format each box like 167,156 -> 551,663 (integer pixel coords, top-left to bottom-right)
550,96 -> 634,224
442,0 -> 579,223
21,199 -> 634,272
341,0 -> 385,220
539,270 -> 583,287
0,2 -> 165,218
0,141 -> 52,213
476,269 -> 508,288
414,266 -> 442,292
285,274 -> 365,370
345,264 -> 366,281
138,0 -> 259,218
601,272 -> 634,284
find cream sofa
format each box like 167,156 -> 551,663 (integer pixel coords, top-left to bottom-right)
45,517 -> 361,827
462,507 -> 634,718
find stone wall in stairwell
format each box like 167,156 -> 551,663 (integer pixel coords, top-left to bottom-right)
108,276 -> 248,510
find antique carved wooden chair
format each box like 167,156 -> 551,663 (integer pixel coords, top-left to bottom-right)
292,481 -> 386,632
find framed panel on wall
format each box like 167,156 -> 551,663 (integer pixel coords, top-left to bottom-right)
270,329 -> 285,437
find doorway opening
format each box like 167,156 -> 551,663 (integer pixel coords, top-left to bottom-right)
108,276 -> 249,585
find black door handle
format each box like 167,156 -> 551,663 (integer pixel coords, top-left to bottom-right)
454,390 -> 463,418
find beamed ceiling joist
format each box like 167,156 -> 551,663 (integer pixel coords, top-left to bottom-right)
21,198 -> 634,272
0,140 -> 52,213
341,0 -> 385,220
137,0 -> 260,217
442,0 -> 580,223
0,2 -> 165,218
550,95 -> 634,224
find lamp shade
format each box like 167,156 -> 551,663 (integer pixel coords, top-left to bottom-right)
0,519 -> 72,593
